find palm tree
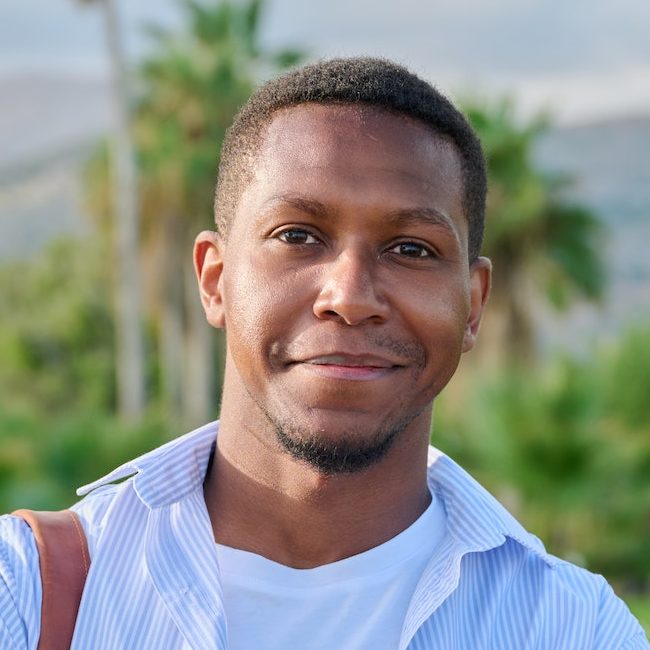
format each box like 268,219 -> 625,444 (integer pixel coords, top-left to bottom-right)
464,99 -> 606,366
78,0 -> 146,418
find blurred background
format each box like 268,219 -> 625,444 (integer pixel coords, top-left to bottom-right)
1,0 -> 649,630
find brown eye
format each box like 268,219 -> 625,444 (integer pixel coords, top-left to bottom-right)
278,229 -> 318,245
388,242 -> 433,258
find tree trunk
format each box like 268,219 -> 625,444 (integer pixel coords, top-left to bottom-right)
102,0 -> 146,417
160,218 -> 185,424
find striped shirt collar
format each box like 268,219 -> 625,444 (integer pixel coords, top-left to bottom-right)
77,420 -> 555,568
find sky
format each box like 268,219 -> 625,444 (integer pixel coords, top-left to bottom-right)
1,0 -> 650,124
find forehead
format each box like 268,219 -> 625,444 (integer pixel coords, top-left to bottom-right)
235,103 -> 466,237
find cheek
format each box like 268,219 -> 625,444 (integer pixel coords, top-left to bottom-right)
222,266 -> 262,346
407,282 -> 469,371
221,259 -> 304,355
408,273 -> 469,334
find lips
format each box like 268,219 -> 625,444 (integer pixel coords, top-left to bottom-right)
302,353 -> 399,368
285,352 -> 405,382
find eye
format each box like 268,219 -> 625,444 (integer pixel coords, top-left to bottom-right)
387,241 -> 435,258
277,228 -> 319,245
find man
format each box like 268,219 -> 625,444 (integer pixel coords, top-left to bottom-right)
1,57 -> 647,649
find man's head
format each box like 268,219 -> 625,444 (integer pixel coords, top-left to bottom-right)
196,58 -> 491,476
215,57 -> 487,262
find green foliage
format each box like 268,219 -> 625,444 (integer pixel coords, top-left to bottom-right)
0,239 -> 116,414
485,360 -> 598,502
0,406 -> 172,513
604,328 -> 650,428
0,231 -> 184,512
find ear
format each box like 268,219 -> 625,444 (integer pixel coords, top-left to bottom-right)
462,256 -> 491,353
194,230 -> 226,329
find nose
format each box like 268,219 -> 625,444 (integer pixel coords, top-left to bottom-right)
313,249 -> 390,325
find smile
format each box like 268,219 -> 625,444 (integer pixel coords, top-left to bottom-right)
293,353 -> 402,381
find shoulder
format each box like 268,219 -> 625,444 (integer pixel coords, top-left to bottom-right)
71,480 -> 143,558
71,484 -> 124,549
542,552 -> 648,648
0,515 -> 42,650
427,452 -> 647,646
461,537 -> 648,647
69,423 -> 218,550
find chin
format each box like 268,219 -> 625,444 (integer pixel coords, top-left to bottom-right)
267,406 -> 424,476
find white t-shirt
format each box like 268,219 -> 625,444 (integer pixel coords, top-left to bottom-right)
215,492 -> 447,650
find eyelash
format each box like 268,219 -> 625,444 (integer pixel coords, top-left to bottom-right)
277,228 -> 320,245
386,241 -> 435,258
275,228 -> 436,259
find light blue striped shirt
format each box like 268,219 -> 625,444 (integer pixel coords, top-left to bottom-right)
1,421 -> 648,649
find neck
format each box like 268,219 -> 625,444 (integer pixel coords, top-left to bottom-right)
204,398 -> 432,569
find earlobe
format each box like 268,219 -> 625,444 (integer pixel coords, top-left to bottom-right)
462,256 -> 492,352
194,230 -> 226,329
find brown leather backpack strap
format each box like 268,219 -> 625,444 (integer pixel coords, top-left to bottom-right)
13,509 -> 90,650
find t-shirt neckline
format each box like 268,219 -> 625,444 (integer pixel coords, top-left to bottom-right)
215,490 -> 447,588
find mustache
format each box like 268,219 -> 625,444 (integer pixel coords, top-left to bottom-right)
276,332 -> 427,369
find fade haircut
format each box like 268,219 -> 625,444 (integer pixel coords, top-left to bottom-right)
215,57 -> 487,261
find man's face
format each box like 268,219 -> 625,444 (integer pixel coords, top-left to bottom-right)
198,104 -> 489,473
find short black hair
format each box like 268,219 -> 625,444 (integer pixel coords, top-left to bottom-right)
215,57 -> 487,261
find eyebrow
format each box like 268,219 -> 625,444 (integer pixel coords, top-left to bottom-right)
384,207 -> 459,239
261,194 -> 331,219
261,193 -> 460,241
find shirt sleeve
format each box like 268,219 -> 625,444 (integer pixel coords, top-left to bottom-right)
592,577 -> 649,649
0,515 -> 41,650
620,633 -> 650,650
